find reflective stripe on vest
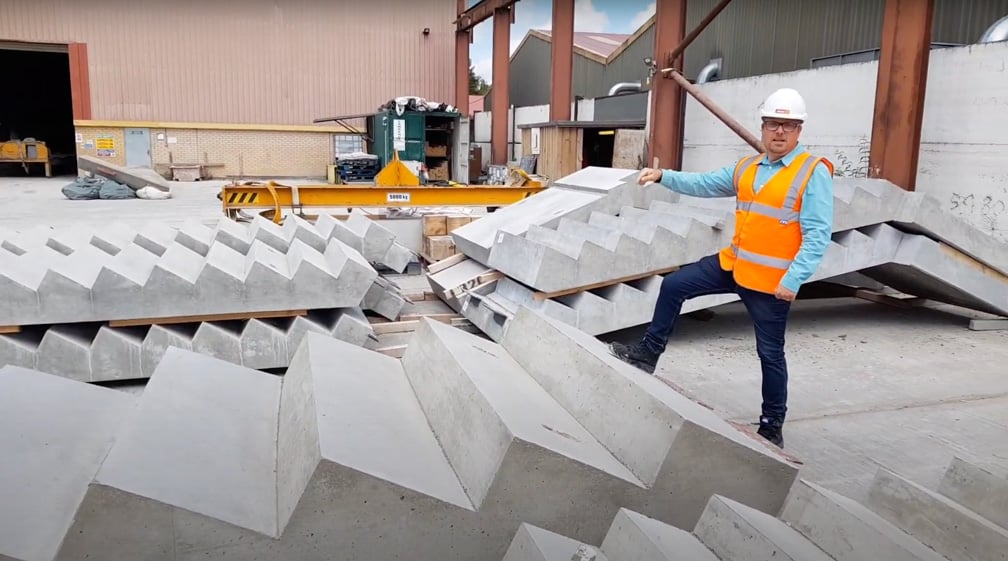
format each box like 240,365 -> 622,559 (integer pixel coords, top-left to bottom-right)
727,243 -> 795,270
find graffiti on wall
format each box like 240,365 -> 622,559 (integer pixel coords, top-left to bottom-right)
949,191 -> 1008,239
832,136 -> 870,178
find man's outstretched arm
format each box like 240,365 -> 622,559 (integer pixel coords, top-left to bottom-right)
655,165 -> 738,198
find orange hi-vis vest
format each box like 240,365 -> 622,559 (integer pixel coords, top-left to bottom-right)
718,151 -> 834,294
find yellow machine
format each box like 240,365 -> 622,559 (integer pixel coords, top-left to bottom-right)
220,154 -> 548,223
0,139 -> 52,177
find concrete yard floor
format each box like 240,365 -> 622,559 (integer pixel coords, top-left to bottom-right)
0,176 -> 227,230
610,298 -> 1008,503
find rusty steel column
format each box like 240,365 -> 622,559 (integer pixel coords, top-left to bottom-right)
647,0 -> 687,170
869,0 -> 934,191
550,0 -> 575,121
455,0 -> 470,112
491,5 -> 512,164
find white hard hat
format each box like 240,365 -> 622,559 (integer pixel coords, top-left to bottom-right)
760,88 -> 807,121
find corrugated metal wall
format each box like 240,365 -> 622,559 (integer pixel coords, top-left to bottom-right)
507,35 -> 608,108
678,0 -> 1008,80
502,0 -> 1008,108
0,0 -> 456,124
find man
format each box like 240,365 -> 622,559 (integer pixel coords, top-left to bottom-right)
608,87 -> 834,448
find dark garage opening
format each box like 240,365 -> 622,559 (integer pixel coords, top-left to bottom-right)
0,47 -> 77,176
582,128 -> 616,168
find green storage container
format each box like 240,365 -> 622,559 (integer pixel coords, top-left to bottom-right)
370,109 -> 458,181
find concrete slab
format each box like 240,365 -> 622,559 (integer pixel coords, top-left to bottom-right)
599,508 -> 719,561
865,466 -> 1008,561
89,325 -> 146,382
499,307 -> 798,529
0,366 -> 134,561
780,479 -> 949,561
361,276 -> 407,320
693,495 -> 835,561
401,318 -> 643,508
501,524 -> 609,561
937,457 -> 1008,529
91,348 -> 285,537
78,155 -> 171,192
35,324 -> 99,382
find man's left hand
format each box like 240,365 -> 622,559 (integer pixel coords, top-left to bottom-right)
774,284 -> 797,302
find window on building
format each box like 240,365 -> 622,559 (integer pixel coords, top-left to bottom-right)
333,134 -> 365,155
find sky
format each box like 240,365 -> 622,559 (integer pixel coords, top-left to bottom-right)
468,0 -> 656,86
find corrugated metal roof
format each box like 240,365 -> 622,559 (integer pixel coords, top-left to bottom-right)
531,30 -> 631,59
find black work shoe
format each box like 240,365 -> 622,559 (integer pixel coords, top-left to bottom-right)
608,341 -> 659,374
757,416 -> 784,448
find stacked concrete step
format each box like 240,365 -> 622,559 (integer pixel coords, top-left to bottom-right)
0,218 -> 378,326
451,167 -> 675,264
466,176 -> 915,294
487,201 -> 734,292
0,308 -> 797,560
0,308 -> 372,381
503,456 -> 1008,561
460,223 -> 925,340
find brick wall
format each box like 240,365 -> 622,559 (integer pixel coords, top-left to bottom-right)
74,124 -> 338,179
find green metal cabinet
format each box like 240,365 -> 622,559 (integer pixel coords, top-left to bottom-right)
370,109 -> 458,181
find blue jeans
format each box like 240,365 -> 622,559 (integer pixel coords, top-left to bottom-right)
642,254 -> 793,421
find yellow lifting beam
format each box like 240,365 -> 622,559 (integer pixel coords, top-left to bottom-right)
219,181 -> 547,222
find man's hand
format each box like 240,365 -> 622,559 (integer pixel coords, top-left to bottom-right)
774,284 -> 797,302
638,168 -> 662,185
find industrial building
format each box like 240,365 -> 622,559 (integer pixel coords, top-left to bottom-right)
0,0 -> 458,178
500,0 -> 1008,109
1,1 -> 1008,560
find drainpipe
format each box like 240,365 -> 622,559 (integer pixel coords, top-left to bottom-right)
697,58 -> 722,84
979,14 -> 1008,42
607,82 -> 642,96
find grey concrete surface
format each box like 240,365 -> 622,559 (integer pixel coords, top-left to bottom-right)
0,366 -> 135,561
780,479 -> 949,561
693,495 -> 835,561
598,508 -> 718,561
630,298 -> 1008,503
0,228 -> 378,325
0,308 -> 372,380
937,457 -> 1008,529
501,524 -> 609,561
865,467 -> 1008,561
401,318 -> 643,507
92,348 -> 285,537
500,307 -> 799,529
452,167 -> 674,265
458,223 -> 920,341
78,155 -> 171,192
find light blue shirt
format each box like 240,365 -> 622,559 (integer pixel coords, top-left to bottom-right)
658,144 -> 834,293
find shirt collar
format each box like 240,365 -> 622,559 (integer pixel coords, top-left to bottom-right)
761,144 -> 806,167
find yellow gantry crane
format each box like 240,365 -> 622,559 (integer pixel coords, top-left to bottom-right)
219,153 -> 548,223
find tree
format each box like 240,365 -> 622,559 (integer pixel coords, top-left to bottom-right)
469,62 -> 490,95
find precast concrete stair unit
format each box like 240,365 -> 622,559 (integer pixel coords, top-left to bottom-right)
435,169 -> 1008,341
0,212 -> 412,327
502,457 -> 1008,561
0,307 -> 373,381
0,309 -> 798,561
460,222 -> 1008,340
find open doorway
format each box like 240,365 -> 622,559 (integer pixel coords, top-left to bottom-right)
0,44 -> 76,176
581,128 -> 616,168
